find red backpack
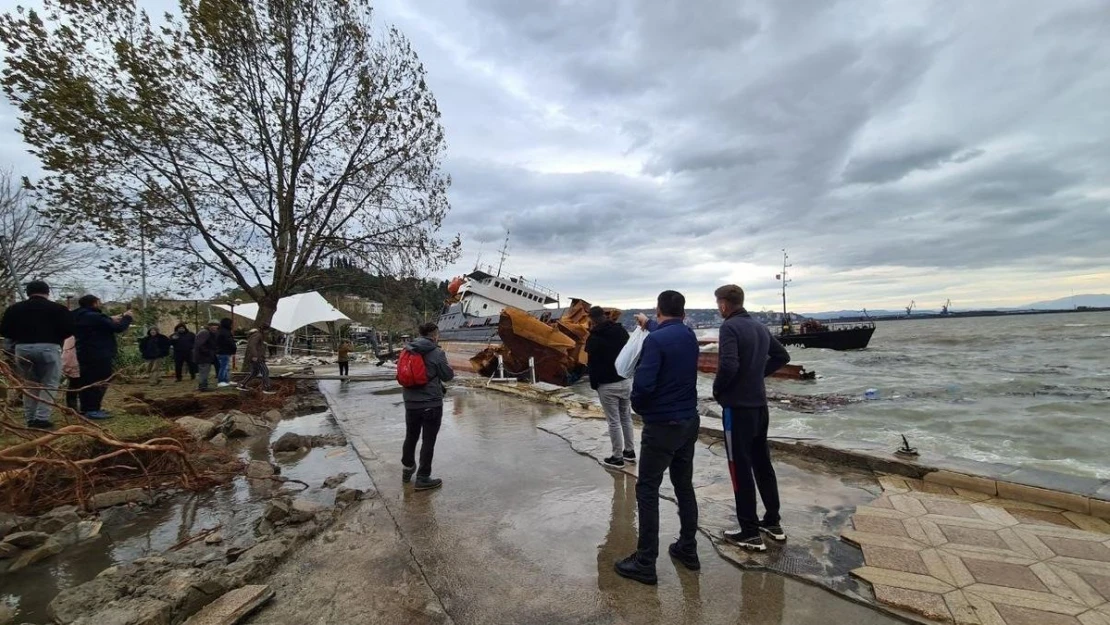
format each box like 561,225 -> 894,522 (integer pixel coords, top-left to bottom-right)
396,348 -> 429,388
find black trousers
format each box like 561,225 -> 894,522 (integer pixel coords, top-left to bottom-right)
174,351 -> 198,380
338,361 -> 349,376
401,406 -> 443,477
636,416 -> 700,563
723,406 -> 781,535
76,357 -> 113,413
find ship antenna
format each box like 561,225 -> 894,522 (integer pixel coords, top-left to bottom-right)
496,229 -> 510,277
780,249 -> 792,331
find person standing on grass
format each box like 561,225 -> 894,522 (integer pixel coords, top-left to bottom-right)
400,322 -> 454,492
193,321 -> 220,392
0,280 -> 74,428
138,327 -> 171,385
215,318 -> 236,387
62,335 -> 80,413
72,294 -> 132,420
712,284 -> 791,552
238,326 -> 275,394
584,305 -> 636,468
169,323 -> 197,382
337,339 -> 352,377
614,290 -> 701,586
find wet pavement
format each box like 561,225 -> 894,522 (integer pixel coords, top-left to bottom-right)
1,410 -> 368,623
315,371 -> 907,625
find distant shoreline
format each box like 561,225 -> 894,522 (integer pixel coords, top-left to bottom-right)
828,307 -> 1110,323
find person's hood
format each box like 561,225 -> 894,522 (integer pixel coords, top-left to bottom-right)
74,306 -> 100,318
147,327 -> 161,335
219,318 -> 233,329
591,319 -> 626,338
408,336 -> 438,354
174,326 -> 192,334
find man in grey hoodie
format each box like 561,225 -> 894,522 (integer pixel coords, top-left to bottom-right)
401,322 -> 454,491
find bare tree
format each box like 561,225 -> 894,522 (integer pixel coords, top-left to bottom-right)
0,170 -> 98,302
0,0 -> 459,326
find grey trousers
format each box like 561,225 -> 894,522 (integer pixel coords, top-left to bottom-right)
15,343 -> 62,423
597,379 -> 634,456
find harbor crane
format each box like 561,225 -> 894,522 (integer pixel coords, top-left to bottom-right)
905,300 -> 916,317
941,299 -> 951,315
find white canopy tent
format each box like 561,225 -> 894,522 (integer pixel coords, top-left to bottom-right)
214,291 -> 351,356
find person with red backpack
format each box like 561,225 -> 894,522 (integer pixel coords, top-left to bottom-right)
397,322 -> 454,490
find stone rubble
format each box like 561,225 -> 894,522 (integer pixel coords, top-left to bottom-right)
271,432 -> 347,453
321,472 -> 353,489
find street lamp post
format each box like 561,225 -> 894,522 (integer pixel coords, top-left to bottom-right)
228,298 -> 243,370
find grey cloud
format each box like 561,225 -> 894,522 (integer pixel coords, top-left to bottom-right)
842,143 -> 981,185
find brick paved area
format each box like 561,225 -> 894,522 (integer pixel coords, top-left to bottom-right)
844,475 -> 1110,625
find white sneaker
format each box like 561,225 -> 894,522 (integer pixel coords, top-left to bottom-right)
217,382 -> 230,387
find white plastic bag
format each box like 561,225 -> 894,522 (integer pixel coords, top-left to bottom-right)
614,327 -> 648,379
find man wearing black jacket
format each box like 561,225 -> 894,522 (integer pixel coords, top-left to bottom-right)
584,306 -> 635,467
72,294 -> 133,419
169,323 -> 197,382
0,281 -> 74,427
712,284 -> 791,552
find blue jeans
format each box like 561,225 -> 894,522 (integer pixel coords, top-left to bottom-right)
14,343 -> 62,423
216,355 -> 231,383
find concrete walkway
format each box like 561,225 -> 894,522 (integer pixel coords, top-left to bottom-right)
255,375 -> 907,624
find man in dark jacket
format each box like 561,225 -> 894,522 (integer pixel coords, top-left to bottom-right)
0,280 -> 74,427
400,322 -> 454,491
169,323 -> 197,382
193,321 -> 220,391
712,284 -> 791,552
215,318 -> 236,387
72,295 -> 132,419
138,328 -> 171,385
615,290 -> 701,585
584,305 -> 635,467
238,326 -> 274,394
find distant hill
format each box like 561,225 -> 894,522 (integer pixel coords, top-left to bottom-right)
1024,294 -> 1110,310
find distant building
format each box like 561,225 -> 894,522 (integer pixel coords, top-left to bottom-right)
336,295 -> 382,317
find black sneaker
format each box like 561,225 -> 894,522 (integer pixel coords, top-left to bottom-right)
668,542 -> 700,571
614,553 -> 657,585
602,456 -> 625,468
723,530 -> 767,552
759,524 -> 787,542
414,476 -> 442,491
402,465 -> 416,483
26,419 -> 54,429
622,449 -> 637,463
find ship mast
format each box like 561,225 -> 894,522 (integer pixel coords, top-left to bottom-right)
495,230 -> 510,277
780,249 -> 792,331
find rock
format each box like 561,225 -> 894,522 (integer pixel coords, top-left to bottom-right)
89,488 -> 153,510
2,530 -> 49,549
0,513 -> 20,539
182,584 -> 273,625
52,520 -> 102,548
245,460 -> 277,479
99,506 -> 139,527
205,531 -> 224,545
0,603 -> 14,625
71,598 -> 172,625
0,542 -> 19,559
176,416 -> 218,440
288,498 -> 328,524
322,473 -> 353,489
271,432 -> 305,453
262,409 -> 283,423
34,505 -> 82,533
333,487 -> 367,507
7,537 -> 63,572
209,433 -> 228,447
225,413 -> 270,438
263,499 -> 290,524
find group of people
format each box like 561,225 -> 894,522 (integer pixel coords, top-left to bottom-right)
583,285 -> 791,584
395,285 -> 791,586
0,280 -> 275,428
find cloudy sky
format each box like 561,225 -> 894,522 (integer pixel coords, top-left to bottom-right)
2,0 -> 1108,312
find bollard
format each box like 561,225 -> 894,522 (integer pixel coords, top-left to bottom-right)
497,356 -> 506,380
528,357 -> 536,384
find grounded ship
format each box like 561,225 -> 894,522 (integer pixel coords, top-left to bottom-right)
773,250 -> 874,351
436,265 -> 567,343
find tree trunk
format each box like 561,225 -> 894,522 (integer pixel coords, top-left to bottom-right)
255,296 -> 279,329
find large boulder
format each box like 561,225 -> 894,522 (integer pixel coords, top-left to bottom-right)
176,416 -> 217,441
322,473 -> 353,489
224,412 -> 271,438
34,505 -> 82,533
0,542 -> 19,559
7,536 -> 63,572
262,409 -> 283,423
262,499 -> 290,524
271,432 -> 305,453
89,488 -> 153,510
2,530 -> 49,549
288,498 -> 328,524
245,461 -> 278,479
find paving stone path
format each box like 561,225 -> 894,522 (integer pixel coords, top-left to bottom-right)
845,475 -> 1110,625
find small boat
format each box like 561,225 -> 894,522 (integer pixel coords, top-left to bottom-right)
696,340 -> 816,380
774,250 -> 875,350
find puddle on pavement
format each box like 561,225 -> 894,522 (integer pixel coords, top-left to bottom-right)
1,409 -> 369,624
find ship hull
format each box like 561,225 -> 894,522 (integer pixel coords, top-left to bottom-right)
777,326 -> 875,350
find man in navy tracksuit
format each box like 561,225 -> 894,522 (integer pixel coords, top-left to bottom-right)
614,290 -> 701,585
713,284 -> 791,551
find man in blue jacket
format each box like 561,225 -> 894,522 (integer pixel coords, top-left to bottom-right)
712,284 -> 791,552
72,295 -> 133,419
614,290 -> 701,585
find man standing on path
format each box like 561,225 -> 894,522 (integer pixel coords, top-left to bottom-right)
400,322 -> 454,492
193,321 -> 220,392
215,318 -> 236,387
238,326 -> 275,394
615,290 -> 701,585
138,327 -> 171,385
0,281 -> 74,428
712,284 -> 791,552
584,305 -> 636,468
72,295 -> 132,419
169,323 -> 197,382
